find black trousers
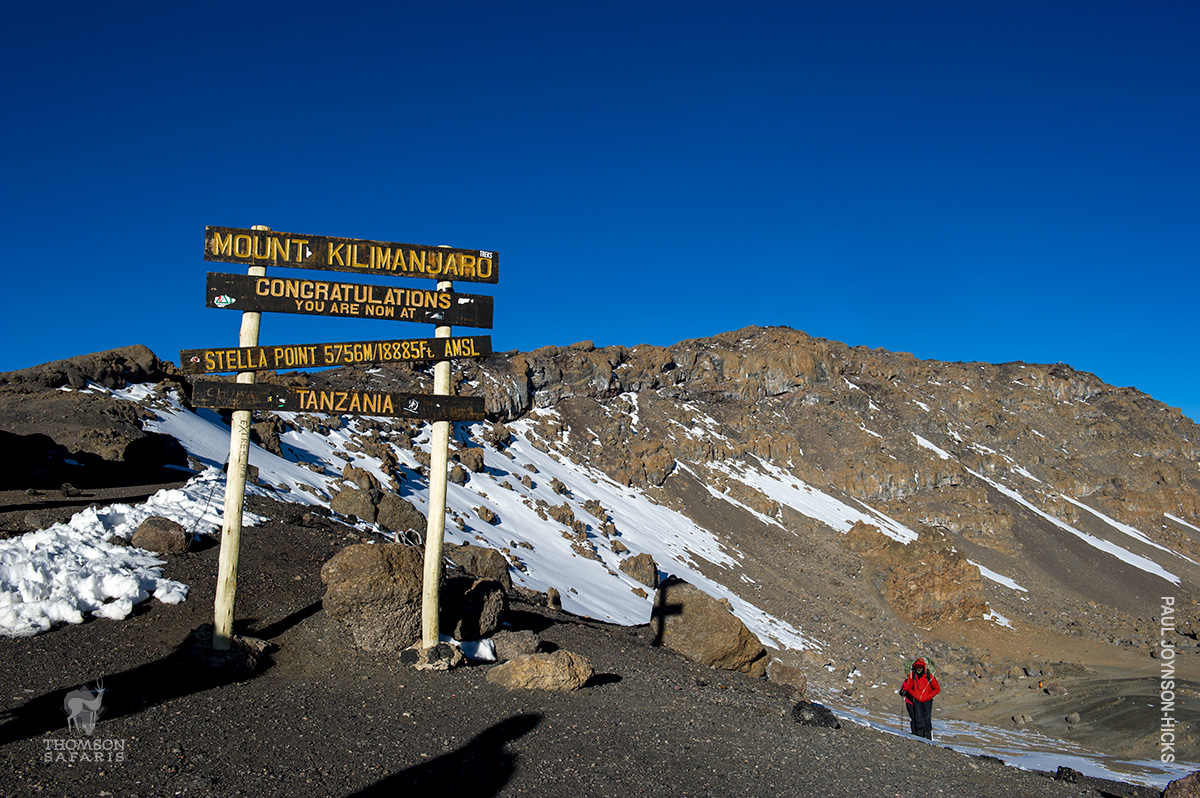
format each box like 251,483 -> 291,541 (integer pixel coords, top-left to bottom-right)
905,699 -> 933,739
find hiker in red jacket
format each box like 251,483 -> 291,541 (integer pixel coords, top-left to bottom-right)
899,658 -> 940,740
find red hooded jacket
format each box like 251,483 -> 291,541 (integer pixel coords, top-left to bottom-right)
901,660 -> 940,704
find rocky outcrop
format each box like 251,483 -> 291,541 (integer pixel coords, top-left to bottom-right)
848,523 -> 990,627
650,577 -> 769,677
1163,770 -> 1200,798
330,465 -> 425,534
0,345 -> 174,390
619,552 -> 659,588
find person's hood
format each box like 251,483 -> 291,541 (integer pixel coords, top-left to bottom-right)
913,658 -> 926,671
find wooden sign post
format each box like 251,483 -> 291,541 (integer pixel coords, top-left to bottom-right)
422,280 -> 454,648
193,225 -> 498,653
212,225 -> 268,651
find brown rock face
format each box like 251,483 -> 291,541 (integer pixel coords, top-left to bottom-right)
485,650 -> 594,691
320,544 -> 424,652
867,533 -> 990,627
650,578 -> 768,677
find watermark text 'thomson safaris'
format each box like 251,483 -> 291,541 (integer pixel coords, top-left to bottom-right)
204,226 -> 498,283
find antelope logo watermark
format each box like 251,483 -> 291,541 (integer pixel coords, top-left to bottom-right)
63,680 -> 106,734
41,679 -> 128,764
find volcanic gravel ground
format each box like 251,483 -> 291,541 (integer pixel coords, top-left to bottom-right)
0,495 -> 1160,798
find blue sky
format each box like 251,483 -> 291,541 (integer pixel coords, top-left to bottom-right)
3,3 -> 1197,421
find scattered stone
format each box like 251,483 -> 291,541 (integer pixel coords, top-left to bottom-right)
449,464 -> 469,485
60,482 -> 80,497
402,642 -> 465,671
486,650 -> 594,691
610,539 -> 629,555
631,586 -> 647,599
619,552 -> 659,588
491,630 -> 541,662
1065,711 -> 1080,725
320,543 -> 423,652
546,587 -> 562,610
790,701 -> 840,729
181,624 -> 274,679
650,576 -> 768,678
475,506 -> 499,525
1054,766 -> 1080,783
1043,682 -> 1068,696
131,516 -> 189,554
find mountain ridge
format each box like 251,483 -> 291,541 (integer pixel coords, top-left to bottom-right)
1,327 -> 1197,779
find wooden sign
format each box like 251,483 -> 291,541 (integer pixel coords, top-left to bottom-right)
206,273 -> 494,329
180,336 -> 492,374
192,380 -> 486,421
205,226 -> 499,284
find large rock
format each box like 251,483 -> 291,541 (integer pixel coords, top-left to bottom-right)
131,516 -> 189,554
650,577 -> 769,677
446,543 -> 512,591
485,650 -> 594,691
330,485 -> 375,522
619,552 -> 659,588
320,543 -> 424,652
376,493 -> 426,536
440,577 -> 505,640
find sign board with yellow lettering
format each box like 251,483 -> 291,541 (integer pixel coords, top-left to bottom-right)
206,273 -> 494,328
192,380 -> 486,421
180,335 -> 492,374
205,226 -> 499,284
